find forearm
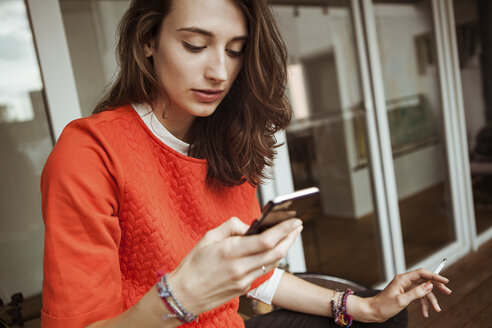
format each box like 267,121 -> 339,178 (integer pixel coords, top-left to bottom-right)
271,272 -> 374,322
86,287 -> 182,328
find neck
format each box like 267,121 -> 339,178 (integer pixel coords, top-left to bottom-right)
152,102 -> 195,143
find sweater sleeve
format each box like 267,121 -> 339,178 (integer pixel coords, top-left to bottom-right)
41,120 -> 124,328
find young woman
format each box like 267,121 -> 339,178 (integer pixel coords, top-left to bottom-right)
40,0 -> 451,327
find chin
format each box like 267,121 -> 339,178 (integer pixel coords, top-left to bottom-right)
189,103 -> 220,117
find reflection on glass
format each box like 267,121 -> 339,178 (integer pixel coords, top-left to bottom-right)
454,0 -> 492,235
60,0 -> 130,117
272,4 -> 384,286
0,0 -> 52,299
374,1 -> 456,267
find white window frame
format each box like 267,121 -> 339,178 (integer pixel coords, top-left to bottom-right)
27,0 -> 82,140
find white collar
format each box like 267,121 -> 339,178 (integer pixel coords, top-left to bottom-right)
132,103 -> 190,156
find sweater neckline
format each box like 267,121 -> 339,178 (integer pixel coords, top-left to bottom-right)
132,103 -> 190,155
129,104 -> 207,164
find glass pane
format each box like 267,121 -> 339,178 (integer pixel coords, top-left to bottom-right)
59,0 -> 130,117
454,0 -> 492,235
0,0 -> 53,299
374,1 -> 456,267
271,3 -> 385,286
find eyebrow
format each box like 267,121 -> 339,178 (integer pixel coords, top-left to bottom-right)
176,26 -> 248,42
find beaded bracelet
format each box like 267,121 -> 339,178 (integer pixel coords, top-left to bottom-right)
331,288 -> 354,327
331,291 -> 338,319
330,289 -> 341,320
155,271 -> 198,323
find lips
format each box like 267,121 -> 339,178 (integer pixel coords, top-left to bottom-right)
192,89 -> 224,103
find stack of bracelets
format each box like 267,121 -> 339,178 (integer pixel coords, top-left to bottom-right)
156,271 -> 198,323
330,288 -> 354,327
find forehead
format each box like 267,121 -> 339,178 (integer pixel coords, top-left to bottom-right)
164,0 -> 247,37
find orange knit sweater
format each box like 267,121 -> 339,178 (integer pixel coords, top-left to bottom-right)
41,105 -> 273,328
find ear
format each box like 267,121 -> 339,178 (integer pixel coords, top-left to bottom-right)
144,40 -> 155,58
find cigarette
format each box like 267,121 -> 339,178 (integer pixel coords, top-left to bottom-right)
433,258 -> 447,275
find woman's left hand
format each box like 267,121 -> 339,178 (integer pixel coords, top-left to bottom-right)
357,268 -> 452,322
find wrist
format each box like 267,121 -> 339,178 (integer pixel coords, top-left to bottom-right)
346,295 -> 378,323
166,270 -> 201,316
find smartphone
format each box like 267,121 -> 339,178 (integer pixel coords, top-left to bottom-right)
245,186 -> 320,235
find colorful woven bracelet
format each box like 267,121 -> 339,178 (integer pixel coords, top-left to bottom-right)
155,271 -> 198,323
332,288 -> 354,327
340,289 -> 354,327
334,291 -> 344,325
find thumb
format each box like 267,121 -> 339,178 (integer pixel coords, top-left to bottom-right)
203,217 -> 249,242
399,282 -> 433,306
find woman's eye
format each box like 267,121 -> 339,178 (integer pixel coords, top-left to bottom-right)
182,41 -> 206,52
226,49 -> 244,58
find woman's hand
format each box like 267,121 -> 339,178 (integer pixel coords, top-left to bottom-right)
167,216 -> 303,315
357,268 -> 452,322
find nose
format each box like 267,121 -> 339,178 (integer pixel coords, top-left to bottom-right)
205,50 -> 227,83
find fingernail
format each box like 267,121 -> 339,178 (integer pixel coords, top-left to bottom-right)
425,282 -> 433,291
436,304 -> 441,312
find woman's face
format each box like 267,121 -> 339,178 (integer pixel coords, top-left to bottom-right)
146,0 -> 247,121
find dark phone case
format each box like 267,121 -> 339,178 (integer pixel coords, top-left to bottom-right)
245,191 -> 319,235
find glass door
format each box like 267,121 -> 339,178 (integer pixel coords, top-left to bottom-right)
453,0 -> 492,243
370,0 -> 457,268
271,0 -> 476,281
269,2 -> 391,286
358,0 -> 474,273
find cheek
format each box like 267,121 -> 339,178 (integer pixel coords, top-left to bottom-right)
155,53 -> 192,92
228,60 -> 244,84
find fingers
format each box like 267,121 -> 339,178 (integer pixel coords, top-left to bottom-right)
426,291 -> 441,313
226,225 -> 302,289
397,268 -> 449,290
211,225 -> 301,296
419,290 -> 442,318
414,268 -> 449,284
203,217 -> 250,243
232,218 -> 302,257
435,282 -> 453,295
420,297 -> 429,317
242,225 -> 302,274
397,281 -> 433,307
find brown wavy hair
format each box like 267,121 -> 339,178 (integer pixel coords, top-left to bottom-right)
93,0 -> 292,187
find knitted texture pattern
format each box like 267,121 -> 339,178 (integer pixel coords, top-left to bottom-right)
41,105 -> 272,328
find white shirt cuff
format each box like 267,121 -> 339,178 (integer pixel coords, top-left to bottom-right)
246,268 -> 285,305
